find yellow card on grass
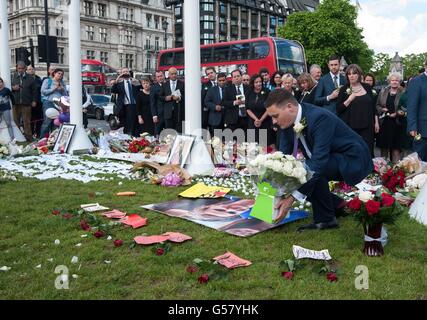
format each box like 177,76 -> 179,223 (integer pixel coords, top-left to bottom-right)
179,183 -> 230,198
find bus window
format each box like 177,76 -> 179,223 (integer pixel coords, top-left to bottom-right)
201,47 -> 213,63
175,51 -> 185,65
213,45 -> 230,62
81,64 -> 102,72
278,60 -> 305,76
251,41 -> 270,59
275,40 -> 304,62
160,52 -> 174,66
230,43 -> 250,61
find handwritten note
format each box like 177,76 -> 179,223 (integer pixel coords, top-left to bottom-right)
134,235 -> 169,245
213,251 -> 252,269
162,232 -> 192,243
292,245 -> 332,261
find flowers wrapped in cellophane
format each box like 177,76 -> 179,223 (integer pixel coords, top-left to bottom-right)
248,152 -> 312,197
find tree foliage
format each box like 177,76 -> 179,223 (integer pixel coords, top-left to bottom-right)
279,0 -> 373,73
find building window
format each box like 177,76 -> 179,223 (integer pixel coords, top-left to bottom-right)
219,2 -> 227,16
85,25 -> 94,41
124,30 -> 133,45
22,20 -> 26,36
146,14 -> 152,28
86,50 -> 95,60
119,7 -> 134,21
125,54 -> 134,69
99,27 -> 107,42
9,24 -> 14,39
98,3 -> 106,17
119,53 -> 124,67
155,37 -> 159,51
84,1 -> 93,16
56,20 -> 64,37
58,47 -> 64,64
11,49 -> 16,64
31,0 -> 42,6
145,37 -> 151,50
15,22 -> 20,38
146,54 -> 151,72
154,16 -> 159,29
100,51 -> 108,63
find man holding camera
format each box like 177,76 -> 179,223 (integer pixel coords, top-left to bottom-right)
111,68 -> 141,136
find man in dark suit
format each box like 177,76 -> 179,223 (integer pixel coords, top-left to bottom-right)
111,68 -> 142,136
201,67 -> 217,130
204,72 -> 227,137
159,67 -> 185,133
314,55 -> 347,114
222,69 -> 250,132
407,59 -> 427,161
265,89 -> 373,231
150,70 -> 166,136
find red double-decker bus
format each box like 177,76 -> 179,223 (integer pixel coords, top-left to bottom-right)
81,59 -> 118,93
157,37 -> 307,80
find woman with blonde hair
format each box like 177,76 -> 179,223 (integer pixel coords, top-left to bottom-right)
376,72 -> 405,163
297,73 -> 317,104
281,73 -> 301,100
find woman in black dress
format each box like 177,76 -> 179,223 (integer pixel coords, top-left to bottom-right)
337,64 -> 377,156
375,73 -> 405,163
246,74 -> 274,147
136,77 -> 155,136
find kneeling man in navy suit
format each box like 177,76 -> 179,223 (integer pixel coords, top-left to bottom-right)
265,89 -> 373,231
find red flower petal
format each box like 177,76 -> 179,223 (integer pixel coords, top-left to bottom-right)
326,272 -> 338,282
198,274 -> 209,284
114,239 -> 123,247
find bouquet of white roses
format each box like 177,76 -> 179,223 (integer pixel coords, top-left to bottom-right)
248,152 -> 310,196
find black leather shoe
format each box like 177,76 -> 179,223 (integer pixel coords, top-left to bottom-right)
297,218 -> 339,232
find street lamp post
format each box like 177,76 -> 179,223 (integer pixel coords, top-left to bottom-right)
162,18 -> 169,49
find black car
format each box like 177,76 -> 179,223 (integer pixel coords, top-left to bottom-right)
86,94 -> 110,120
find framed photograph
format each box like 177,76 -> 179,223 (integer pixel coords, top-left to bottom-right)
167,134 -> 196,168
53,124 -> 76,153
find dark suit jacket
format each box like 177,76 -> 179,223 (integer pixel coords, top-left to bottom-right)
299,84 -> 317,105
279,103 -> 373,185
314,73 -> 347,113
150,82 -> 164,119
407,73 -> 427,137
222,83 -> 250,126
159,79 -> 185,120
204,85 -> 225,126
111,80 -> 141,116
201,81 -> 215,111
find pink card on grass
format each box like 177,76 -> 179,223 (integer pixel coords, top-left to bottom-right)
134,235 -> 169,245
162,232 -> 192,243
103,210 -> 127,219
120,214 -> 147,229
213,251 -> 252,269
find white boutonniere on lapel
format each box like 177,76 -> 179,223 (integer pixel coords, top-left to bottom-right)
346,87 -> 352,95
260,91 -> 265,95
372,89 -> 377,96
293,118 -> 307,135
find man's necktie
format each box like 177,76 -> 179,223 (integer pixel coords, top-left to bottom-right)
236,86 -> 242,95
333,75 -> 338,89
127,80 -> 135,104
171,81 -> 176,92
219,87 -> 223,100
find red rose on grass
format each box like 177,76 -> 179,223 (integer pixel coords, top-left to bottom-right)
62,213 -> 73,220
52,210 -> 60,216
282,271 -> 294,280
366,200 -> 381,216
114,239 -> 123,247
94,230 -> 105,238
381,193 -> 395,207
326,272 -> 338,282
348,198 -> 362,211
186,265 -> 198,274
198,274 -> 209,284
80,220 -> 91,231
156,248 -> 165,256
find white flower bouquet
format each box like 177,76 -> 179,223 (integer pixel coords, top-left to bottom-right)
0,144 -> 9,159
248,152 -> 312,223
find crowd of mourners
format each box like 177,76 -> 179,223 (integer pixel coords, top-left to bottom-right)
1,55 -> 426,163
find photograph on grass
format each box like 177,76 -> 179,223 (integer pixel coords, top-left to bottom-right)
53,124 -> 76,153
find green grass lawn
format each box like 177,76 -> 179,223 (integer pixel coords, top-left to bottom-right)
1,177 -> 426,300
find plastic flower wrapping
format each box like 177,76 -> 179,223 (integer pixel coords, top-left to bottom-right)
248,152 -> 312,197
